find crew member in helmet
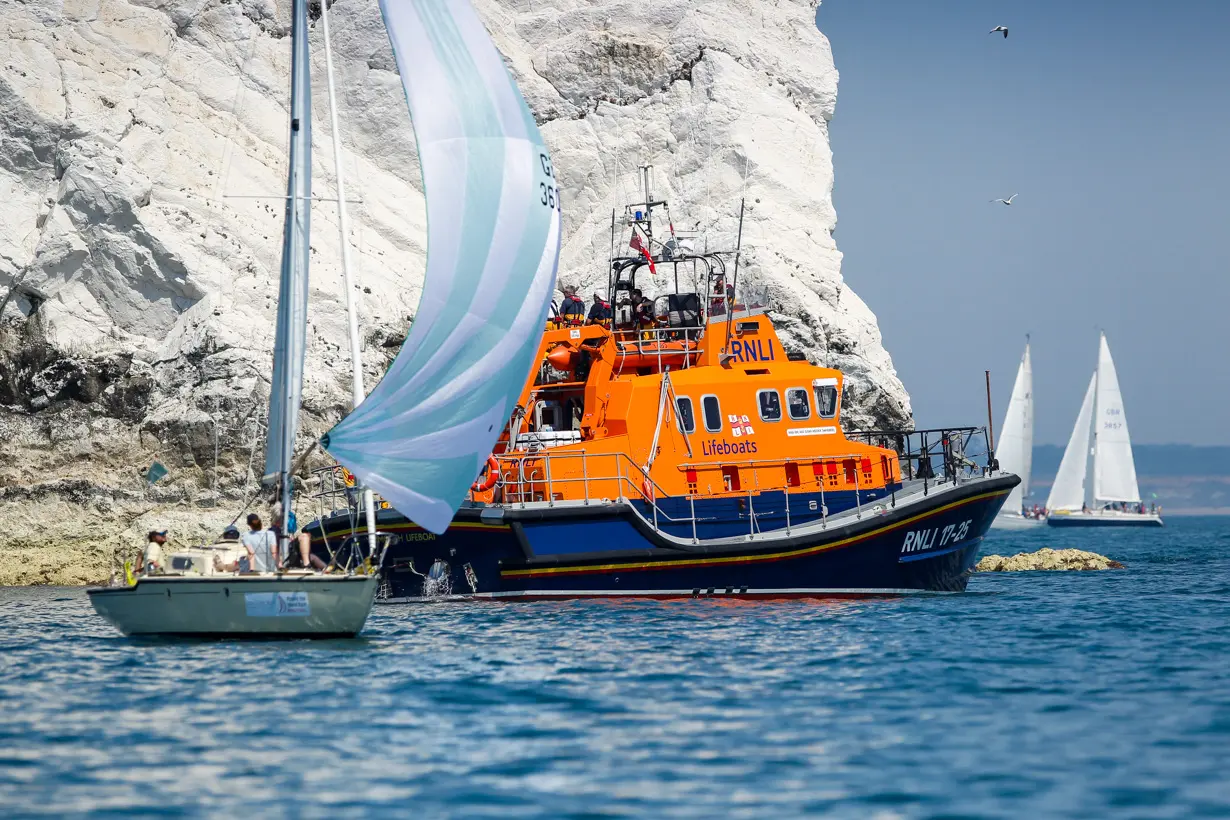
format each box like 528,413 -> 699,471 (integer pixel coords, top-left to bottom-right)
587,291 -> 611,323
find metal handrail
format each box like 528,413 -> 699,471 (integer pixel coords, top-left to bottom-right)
484,447 -> 912,542
611,326 -> 704,370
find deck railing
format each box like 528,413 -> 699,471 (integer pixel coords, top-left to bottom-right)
485,448 -> 909,542
610,326 -> 705,371
844,426 -> 993,495
309,427 -> 991,546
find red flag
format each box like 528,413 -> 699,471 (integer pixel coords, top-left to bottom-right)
629,230 -> 657,274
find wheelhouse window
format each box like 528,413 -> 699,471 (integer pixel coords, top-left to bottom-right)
757,389 -> 782,422
702,395 -> 722,432
814,379 -> 839,419
675,396 -> 696,434
786,388 -> 810,420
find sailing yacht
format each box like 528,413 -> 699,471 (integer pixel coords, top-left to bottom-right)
89,0 -> 561,634
1046,333 -> 1162,528
992,340 -> 1044,529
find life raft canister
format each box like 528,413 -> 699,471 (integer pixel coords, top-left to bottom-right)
471,456 -> 499,492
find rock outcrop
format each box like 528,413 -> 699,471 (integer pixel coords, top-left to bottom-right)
0,0 -> 911,584
975,549 -> 1126,572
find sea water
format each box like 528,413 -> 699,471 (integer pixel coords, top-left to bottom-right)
1,518 -> 1228,818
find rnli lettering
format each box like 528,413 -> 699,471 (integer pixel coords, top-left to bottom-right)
901,519 -> 972,555
701,438 -> 759,456
729,338 -> 775,363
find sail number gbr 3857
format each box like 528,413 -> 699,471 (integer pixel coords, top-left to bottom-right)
539,153 -> 559,210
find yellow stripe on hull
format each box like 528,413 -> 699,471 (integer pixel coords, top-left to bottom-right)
501,489 -> 1009,578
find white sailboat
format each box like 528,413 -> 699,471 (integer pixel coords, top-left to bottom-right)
89,0 -> 562,636
991,340 -> 1044,529
1046,333 -> 1162,527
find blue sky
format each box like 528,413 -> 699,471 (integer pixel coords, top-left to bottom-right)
816,1 -> 1230,445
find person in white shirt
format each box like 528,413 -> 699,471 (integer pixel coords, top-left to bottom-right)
240,513 -> 278,573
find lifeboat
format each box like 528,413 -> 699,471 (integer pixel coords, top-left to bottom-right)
303,191 -> 1017,602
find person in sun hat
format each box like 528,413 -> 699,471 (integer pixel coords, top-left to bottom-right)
558,284 -> 585,324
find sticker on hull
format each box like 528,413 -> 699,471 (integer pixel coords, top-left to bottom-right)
245,591 -> 311,617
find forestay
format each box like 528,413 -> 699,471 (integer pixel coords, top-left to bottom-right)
1047,372 -> 1095,512
997,342 -> 1033,515
322,0 -> 562,534
1092,334 -> 1141,503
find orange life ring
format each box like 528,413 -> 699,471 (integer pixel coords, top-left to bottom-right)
471,456 -> 499,492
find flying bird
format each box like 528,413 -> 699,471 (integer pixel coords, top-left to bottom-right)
989,26 -> 1009,38
991,194 -> 1018,206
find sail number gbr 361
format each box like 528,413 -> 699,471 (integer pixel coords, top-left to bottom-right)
539,153 -> 559,210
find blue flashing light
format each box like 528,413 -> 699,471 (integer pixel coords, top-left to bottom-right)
634,210 -> 643,221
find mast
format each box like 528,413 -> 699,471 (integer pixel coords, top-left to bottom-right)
320,0 -> 378,552
265,0 -> 313,557
1092,361 -> 1102,508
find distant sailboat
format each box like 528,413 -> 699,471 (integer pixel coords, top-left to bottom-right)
1046,333 -> 1162,527
992,340 -> 1044,529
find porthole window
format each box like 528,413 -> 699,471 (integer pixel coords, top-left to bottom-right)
675,396 -> 696,434
786,388 -> 810,420
814,379 -> 839,419
702,395 -> 722,432
757,389 -> 782,422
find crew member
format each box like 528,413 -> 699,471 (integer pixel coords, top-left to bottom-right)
587,292 -> 611,323
558,285 -> 585,324
241,513 -> 278,573
631,288 -> 655,329
272,502 -> 326,571
135,529 -> 167,575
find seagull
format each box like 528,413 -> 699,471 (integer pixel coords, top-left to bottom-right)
991,194 -> 1018,206
989,26 -> 1009,38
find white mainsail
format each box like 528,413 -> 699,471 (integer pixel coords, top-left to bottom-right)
1047,372 -> 1096,512
1092,333 -> 1141,503
997,341 -> 1033,516
322,0 -> 562,534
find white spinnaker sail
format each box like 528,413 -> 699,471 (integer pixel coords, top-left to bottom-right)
322,0 -> 561,534
1092,333 -> 1141,503
1047,372 -> 1096,511
997,342 -> 1033,516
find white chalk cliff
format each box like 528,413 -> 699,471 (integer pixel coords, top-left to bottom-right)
0,0 -> 911,583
